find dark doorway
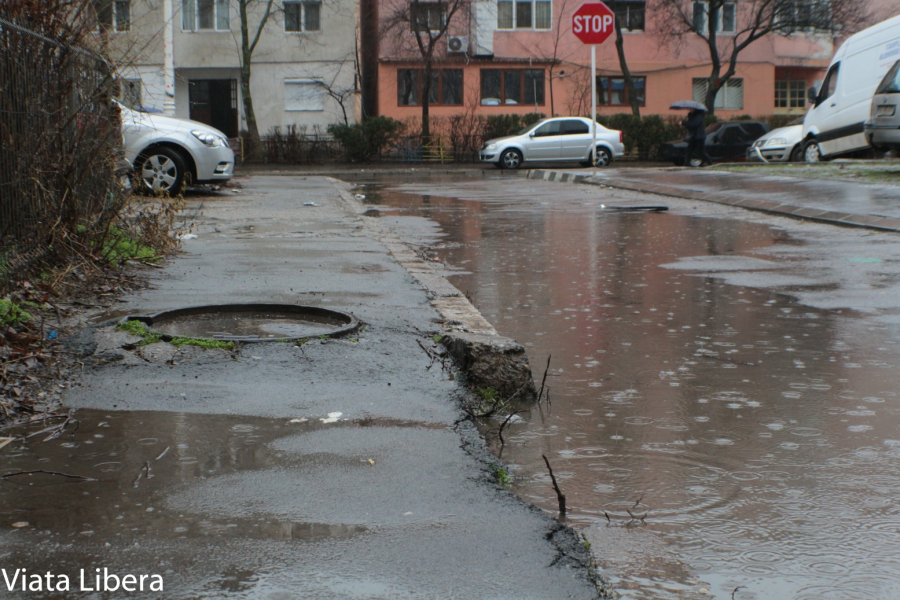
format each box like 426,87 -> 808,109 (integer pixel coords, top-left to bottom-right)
188,79 -> 238,138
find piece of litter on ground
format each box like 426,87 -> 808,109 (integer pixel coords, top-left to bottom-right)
11,522 -> 29,528
366,459 -> 376,466
303,202 -> 319,207
354,194 -> 366,200
231,189 -> 240,193
289,418 -> 309,424
178,233 -> 198,240
0,438 -> 14,450
320,411 -> 342,424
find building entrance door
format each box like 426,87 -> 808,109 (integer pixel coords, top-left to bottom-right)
188,79 -> 238,138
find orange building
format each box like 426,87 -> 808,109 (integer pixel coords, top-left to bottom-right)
365,0 -> 899,124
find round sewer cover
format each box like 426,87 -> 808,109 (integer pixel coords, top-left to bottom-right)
126,304 -> 359,342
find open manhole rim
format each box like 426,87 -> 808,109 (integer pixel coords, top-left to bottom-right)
124,303 -> 360,343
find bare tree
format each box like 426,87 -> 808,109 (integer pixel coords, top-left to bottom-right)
651,0 -> 873,116
380,0 -> 468,139
236,0 -> 276,158
607,0 -> 641,117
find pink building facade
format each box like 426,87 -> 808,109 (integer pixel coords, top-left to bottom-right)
369,0 -> 898,124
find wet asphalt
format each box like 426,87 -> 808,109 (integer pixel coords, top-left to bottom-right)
0,177 -> 599,599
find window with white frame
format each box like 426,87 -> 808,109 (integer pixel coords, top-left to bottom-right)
182,0 -> 230,31
775,0 -> 833,32
285,80 -> 325,111
603,0 -> 644,32
692,77 -> 743,109
692,1 -> 735,34
285,0 -> 321,32
95,0 -> 130,32
497,0 -> 552,30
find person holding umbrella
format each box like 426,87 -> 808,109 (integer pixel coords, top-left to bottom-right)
671,101 -> 713,167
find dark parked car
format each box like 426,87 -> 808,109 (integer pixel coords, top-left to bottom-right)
659,121 -> 771,166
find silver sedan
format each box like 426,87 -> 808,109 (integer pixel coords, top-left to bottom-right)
479,117 -> 625,169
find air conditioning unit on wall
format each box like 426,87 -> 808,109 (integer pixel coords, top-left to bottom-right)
447,36 -> 468,54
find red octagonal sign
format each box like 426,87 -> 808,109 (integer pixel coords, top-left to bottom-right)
572,2 -> 615,45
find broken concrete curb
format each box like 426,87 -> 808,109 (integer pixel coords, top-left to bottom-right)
332,178 -> 538,402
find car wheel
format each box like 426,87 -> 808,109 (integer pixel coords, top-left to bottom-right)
803,141 -> 823,164
789,144 -> 804,163
137,147 -> 187,195
592,148 -> 612,167
499,148 -> 523,170
688,157 -> 703,168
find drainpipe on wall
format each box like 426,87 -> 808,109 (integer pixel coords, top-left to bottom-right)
162,0 -> 176,116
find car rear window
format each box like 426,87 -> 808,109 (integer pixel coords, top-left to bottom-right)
562,120 -> 589,135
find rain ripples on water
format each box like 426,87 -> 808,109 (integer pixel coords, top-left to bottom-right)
356,173 -> 900,600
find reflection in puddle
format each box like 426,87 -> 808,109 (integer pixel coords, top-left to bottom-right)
357,174 -> 900,600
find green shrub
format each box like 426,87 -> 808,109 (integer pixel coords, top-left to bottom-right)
483,113 -> 545,140
0,299 -> 32,328
327,116 -> 404,162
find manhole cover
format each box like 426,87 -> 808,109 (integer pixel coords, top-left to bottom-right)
125,304 -> 359,342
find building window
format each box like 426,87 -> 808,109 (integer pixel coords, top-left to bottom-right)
497,0 -> 551,30
597,76 -> 645,106
480,69 -> 544,106
95,0 -> 130,32
285,0 -> 321,32
775,80 -> 806,108
398,69 -> 463,106
604,0 -> 644,31
410,2 -> 447,32
692,77 -> 743,109
692,1 -> 735,34
775,1 -> 832,31
182,0 -> 230,31
285,80 -> 325,111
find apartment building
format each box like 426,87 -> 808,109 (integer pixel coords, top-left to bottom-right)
370,0 -> 898,123
101,0 -> 360,137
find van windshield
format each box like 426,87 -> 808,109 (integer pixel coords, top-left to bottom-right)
876,61 -> 900,94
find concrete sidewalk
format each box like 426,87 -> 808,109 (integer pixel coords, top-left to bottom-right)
0,176 -> 601,599
527,166 -> 900,232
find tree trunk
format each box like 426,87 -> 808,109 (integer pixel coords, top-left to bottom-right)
239,1 -> 262,160
421,62 -> 432,141
612,2 -> 640,118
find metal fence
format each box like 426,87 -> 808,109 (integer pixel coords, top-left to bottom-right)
0,14 -> 119,291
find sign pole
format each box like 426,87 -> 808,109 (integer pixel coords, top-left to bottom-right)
591,44 -> 596,178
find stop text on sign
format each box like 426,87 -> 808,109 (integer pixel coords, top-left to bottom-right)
571,3 -> 615,45
572,14 -> 613,35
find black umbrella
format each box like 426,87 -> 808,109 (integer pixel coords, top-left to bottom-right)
670,100 -> 708,111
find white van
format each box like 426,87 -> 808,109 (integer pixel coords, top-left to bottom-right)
802,14 -> 900,162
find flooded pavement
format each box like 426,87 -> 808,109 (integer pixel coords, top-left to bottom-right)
352,172 -> 900,600
0,176 -> 600,600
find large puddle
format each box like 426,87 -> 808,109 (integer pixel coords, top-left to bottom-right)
352,173 -> 900,600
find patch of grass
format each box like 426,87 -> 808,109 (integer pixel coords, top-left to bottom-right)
477,387 -> 501,405
0,299 -> 32,327
117,320 -> 235,350
82,224 -> 159,265
432,334 -> 444,343
491,465 -> 511,487
116,320 -> 161,345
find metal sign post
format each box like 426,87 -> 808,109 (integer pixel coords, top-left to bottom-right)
572,2 -> 615,178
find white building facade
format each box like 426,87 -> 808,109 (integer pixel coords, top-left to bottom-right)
106,0 -> 361,138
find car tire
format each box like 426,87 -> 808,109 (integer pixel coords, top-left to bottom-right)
499,148 -> 523,170
592,147 -> 612,167
137,146 -> 187,195
688,157 -> 703,168
789,144 -> 804,163
803,140 -> 823,164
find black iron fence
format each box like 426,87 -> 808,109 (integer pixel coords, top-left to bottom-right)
0,13 -> 119,291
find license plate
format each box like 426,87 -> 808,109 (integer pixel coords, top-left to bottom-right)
876,104 -> 896,117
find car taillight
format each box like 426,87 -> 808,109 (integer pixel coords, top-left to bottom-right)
619,131 -> 624,144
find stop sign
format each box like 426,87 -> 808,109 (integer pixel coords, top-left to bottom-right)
572,2 -> 615,45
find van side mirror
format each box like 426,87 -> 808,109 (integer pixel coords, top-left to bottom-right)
807,86 -> 818,105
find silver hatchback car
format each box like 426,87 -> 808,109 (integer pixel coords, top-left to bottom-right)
479,117 -> 625,169
865,60 -> 900,152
